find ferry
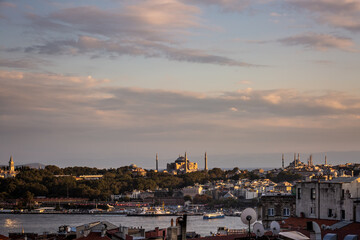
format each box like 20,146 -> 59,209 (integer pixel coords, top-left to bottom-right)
203,211 -> 225,219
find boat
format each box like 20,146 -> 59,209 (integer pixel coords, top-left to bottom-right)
127,204 -> 173,216
203,211 -> 225,219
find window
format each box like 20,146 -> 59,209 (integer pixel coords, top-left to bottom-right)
298,188 -> 301,199
311,188 -> 316,199
341,210 -> 345,220
328,209 -> 333,217
310,207 -> 313,214
342,189 -> 345,199
283,208 -> 290,217
268,208 -> 274,216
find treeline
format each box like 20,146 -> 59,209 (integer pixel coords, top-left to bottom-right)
0,166 -> 301,201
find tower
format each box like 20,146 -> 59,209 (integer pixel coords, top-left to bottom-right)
9,155 -> 14,173
282,154 -> 284,169
309,154 -> 313,166
184,152 -> 188,173
204,152 -> 208,171
156,153 -> 159,172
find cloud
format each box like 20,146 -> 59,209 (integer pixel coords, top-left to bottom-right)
0,58 -> 38,69
14,1 -> 258,67
286,0 -> 360,32
187,0 -> 272,13
2,70 -> 360,130
188,0 -> 252,12
0,2 -> 16,8
23,35 -> 255,67
278,32 -> 355,51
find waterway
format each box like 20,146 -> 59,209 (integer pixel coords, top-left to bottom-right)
0,214 -> 247,237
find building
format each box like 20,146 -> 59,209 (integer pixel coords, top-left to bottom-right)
274,182 -> 293,193
166,153 -> 198,174
258,193 -> 296,228
129,164 -> 147,177
0,156 -> 18,178
182,185 -> 203,198
288,153 -> 306,168
296,177 -> 360,222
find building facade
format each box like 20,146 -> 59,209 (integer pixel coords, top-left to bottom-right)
257,193 -> 296,228
296,177 -> 360,222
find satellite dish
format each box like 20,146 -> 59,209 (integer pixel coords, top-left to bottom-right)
241,208 -> 257,225
241,208 -> 257,236
253,223 -> 265,237
270,221 -> 280,235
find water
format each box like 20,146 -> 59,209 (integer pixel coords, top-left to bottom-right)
0,214 -> 247,237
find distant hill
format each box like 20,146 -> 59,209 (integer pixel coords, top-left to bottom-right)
16,163 -> 46,169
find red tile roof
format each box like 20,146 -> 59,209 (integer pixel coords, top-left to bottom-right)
0,234 -> 10,240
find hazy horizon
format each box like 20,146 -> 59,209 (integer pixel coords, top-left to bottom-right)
4,151 -> 360,170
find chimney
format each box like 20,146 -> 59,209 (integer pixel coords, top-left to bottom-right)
178,215 -> 187,240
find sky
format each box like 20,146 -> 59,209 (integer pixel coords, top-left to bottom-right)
0,0 -> 360,169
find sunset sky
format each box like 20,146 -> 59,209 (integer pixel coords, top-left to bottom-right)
1,0 -> 360,169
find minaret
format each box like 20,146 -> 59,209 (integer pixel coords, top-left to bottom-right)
282,154 -> 284,169
185,152 -> 188,173
325,154 -> 327,165
156,153 -> 159,172
9,155 -> 15,173
294,153 -> 297,167
205,152 -> 208,171
297,153 -> 300,165
309,154 -> 313,166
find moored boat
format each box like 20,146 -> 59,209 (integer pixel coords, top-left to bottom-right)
203,211 -> 225,219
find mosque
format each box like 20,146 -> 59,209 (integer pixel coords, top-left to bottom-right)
165,152 -> 208,174
0,156 -> 17,178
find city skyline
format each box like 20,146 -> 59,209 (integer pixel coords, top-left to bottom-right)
1,0 -> 360,168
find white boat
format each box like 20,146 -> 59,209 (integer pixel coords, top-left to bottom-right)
203,211 -> 225,219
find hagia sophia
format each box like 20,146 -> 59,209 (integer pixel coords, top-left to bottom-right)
165,152 -> 207,175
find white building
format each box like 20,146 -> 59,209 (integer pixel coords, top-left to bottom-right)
296,177 -> 360,222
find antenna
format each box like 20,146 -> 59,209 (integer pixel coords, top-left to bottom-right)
253,223 -> 265,237
241,208 -> 257,237
270,221 -> 280,235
